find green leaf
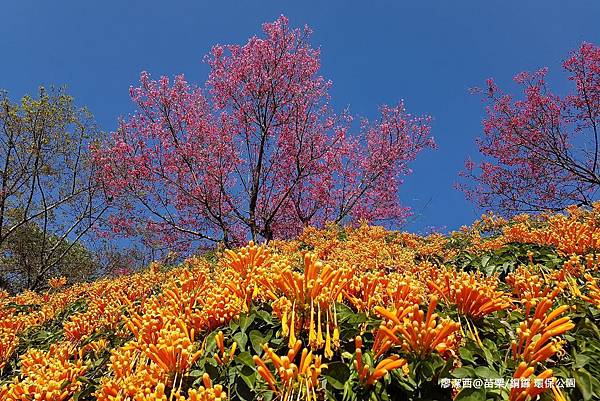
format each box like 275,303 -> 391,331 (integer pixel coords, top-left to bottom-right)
574,369 -> 594,401
459,347 -> 475,363
236,364 -> 257,391
474,367 -> 501,379
323,361 -> 350,390
454,387 -> 486,401
235,351 -> 255,368
336,303 -> 366,324
451,367 -> 477,378
249,330 -> 267,355
203,329 -> 219,354
255,309 -> 273,324
233,331 -> 248,351
238,313 -> 255,332
574,354 -> 591,369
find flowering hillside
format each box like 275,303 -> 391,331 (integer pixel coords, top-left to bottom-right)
1,205 -> 600,401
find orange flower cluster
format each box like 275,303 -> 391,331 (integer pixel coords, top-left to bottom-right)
509,362 -> 554,401
427,269 -> 512,320
220,241 -> 274,308
253,340 -> 326,400
506,266 -> 564,312
0,328 -> 19,372
353,335 -> 407,386
375,296 -> 460,358
264,253 -> 352,353
582,274 -> 600,308
95,346 -> 166,401
1,343 -> 88,401
48,276 -> 67,289
511,297 -> 574,366
498,204 -> 600,255
1,206 -> 598,400
344,271 -> 391,313
213,330 -> 237,365
504,296 -> 575,401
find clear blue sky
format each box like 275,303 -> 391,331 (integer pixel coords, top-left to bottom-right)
2,1 -> 599,234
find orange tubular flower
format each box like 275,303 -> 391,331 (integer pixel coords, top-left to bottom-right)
3,343 -> 88,401
64,310 -> 99,343
581,274 -> 600,308
269,253 -> 352,352
375,296 -> 460,358
344,272 -> 390,313
386,276 -> 424,313
48,276 -> 67,289
354,336 -> 407,386
253,340 -> 326,401
501,205 -> 600,255
506,266 -> 565,314
186,375 -> 227,401
78,338 -> 109,359
95,346 -> 166,401
143,319 -> 202,376
511,297 -> 574,366
213,330 -> 237,365
0,329 -> 19,372
129,378 -> 227,401
509,362 -> 553,401
427,269 -> 512,320
221,241 -> 273,308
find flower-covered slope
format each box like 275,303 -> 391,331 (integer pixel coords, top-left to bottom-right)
1,204 -> 600,401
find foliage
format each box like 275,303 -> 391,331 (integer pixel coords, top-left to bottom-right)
0,87 -> 108,291
0,221 -> 97,293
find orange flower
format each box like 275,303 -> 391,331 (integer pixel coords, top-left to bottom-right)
0,329 -> 18,372
375,295 -> 460,358
4,343 -> 88,401
501,205 -> 600,255
186,374 -> 227,401
581,273 -> 600,308
267,253 -> 352,351
506,266 -> 565,314
353,336 -> 407,386
344,271 -> 390,312
511,297 -> 574,365
509,362 -> 553,401
213,330 -> 237,366
48,276 -> 67,289
142,319 -> 202,375
221,241 -> 273,308
428,269 -> 512,320
253,340 -> 326,400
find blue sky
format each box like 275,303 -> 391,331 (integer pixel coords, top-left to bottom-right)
2,1 -> 599,234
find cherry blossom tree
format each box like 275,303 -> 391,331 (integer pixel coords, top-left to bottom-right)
92,16 -> 435,249
460,43 -> 600,214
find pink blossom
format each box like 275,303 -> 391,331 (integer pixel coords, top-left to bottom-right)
92,16 -> 434,249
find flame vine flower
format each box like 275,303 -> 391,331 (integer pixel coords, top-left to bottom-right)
375,295 -> 461,358
353,336 -> 408,386
511,297 -> 575,366
265,253 -> 353,355
427,269 -> 513,320
253,340 -> 327,401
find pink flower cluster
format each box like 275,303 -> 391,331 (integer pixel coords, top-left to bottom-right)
92,16 -> 435,248
459,42 -> 600,213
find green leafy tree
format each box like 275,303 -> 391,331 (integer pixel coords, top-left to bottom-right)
0,87 -> 108,291
0,220 -> 97,292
